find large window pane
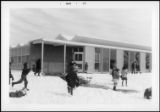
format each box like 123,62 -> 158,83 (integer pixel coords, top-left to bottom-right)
74,48 -> 78,52
95,48 -> 101,71
135,52 -> 140,71
95,53 -> 100,63
95,63 -> 99,71
110,49 -> 116,69
79,48 -> 83,52
124,51 -> 129,69
79,54 -> 82,61
103,48 -> 109,72
95,48 -> 100,53
75,54 -> 78,61
146,53 -> 150,69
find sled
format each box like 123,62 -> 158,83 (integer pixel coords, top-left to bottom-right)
144,87 -> 152,99
9,88 -> 29,98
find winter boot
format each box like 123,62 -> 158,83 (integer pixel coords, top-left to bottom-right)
113,86 -> 116,90
70,88 -> 73,95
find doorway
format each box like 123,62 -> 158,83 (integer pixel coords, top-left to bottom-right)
73,52 -> 84,72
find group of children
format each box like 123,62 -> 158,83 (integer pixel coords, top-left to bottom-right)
9,60 -> 79,96
65,61 -> 129,94
10,59 -> 127,96
111,65 -> 128,91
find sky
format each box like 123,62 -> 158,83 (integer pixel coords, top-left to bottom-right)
10,8 -> 152,47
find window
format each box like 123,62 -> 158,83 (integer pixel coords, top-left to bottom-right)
73,47 -> 83,52
74,53 -> 83,61
124,51 -> 129,69
110,59 -> 116,69
110,49 -> 117,69
18,56 -> 21,63
73,47 -> 83,61
11,57 -> 14,63
74,48 -> 78,52
79,48 -> 83,52
22,56 -> 26,63
135,52 -> 140,70
95,48 -> 101,71
75,54 -> 79,61
146,53 -> 150,69
26,55 -> 29,62
14,57 -> 18,63
102,48 -> 109,72
95,53 -> 100,63
95,63 -> 99,71
135,52 -> 140,62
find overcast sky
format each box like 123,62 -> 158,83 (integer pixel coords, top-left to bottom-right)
10,8 -> 152,47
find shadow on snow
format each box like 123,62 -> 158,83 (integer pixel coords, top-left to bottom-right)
81,83 -> 139,94
116,89 -> 139,94
81,83 -> 111,90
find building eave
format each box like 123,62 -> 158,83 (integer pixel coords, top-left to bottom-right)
30,38 -> 152,53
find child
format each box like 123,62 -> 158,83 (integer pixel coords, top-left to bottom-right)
112,67 -> 120,91
84,62 -> 88,73
66,62 -> 79,95
12,62 -> 31,90
34,59 -> 41,76
9,62 -> 14,84
121,66 -> 128,86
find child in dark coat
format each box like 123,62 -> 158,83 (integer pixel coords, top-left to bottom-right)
34,59 -> 41,76
112,67 -> 120,91
66,62 -> 79,95
12,62 -> 31,90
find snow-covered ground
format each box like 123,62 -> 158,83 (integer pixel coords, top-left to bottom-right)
9,70 -> 152,106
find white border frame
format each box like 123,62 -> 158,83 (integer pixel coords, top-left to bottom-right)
1,1 -> 159,111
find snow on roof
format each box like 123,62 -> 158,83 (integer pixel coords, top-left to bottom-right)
54,34 -> 151,51
72,35 -> 151,51
28,34 -> 152,53
30,38 -> 151,53
55,34 -> 74,41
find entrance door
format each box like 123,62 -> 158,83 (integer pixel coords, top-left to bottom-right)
73,52 -> 84,72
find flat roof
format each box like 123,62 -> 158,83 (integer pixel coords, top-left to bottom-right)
31,37 -> 151,53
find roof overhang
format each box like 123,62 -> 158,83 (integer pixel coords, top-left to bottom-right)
30,38 -> 151,53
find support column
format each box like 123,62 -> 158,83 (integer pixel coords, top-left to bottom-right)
41,41 -> 44,75
109,49 -> 110,72
140,52 -> 146,73
150,53 -> 152,72
84,46 -> 95,73
64,44 -> 66,74
116,49 -> 124,71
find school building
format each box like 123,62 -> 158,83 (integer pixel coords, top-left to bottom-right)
10,34 -> 152,74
